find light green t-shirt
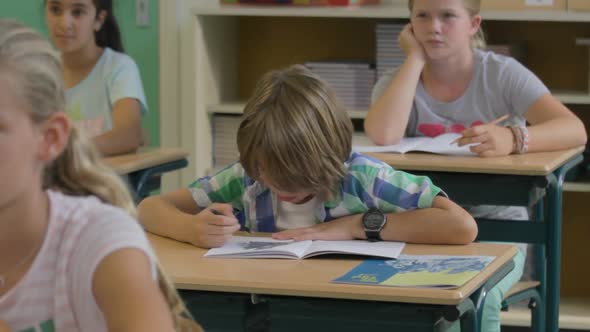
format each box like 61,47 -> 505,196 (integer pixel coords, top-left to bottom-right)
66,47 -> 147,137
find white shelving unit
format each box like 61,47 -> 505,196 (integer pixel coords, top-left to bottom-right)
207,91 -> 590,117
207,88 -> 590,122
176,1 -> 590,182
564,181 -> 590,192
185,2 -> 590,21
207,102 -> 369,119
160,0 -> 590,329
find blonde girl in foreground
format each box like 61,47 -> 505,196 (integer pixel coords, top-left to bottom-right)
0,19 -> 200,332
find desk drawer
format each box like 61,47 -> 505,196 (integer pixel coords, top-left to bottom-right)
180,290 -> 251,332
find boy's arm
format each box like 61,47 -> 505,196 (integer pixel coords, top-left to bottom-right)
138,188 -> 201,243
273,196 -> 477,245
138,189 -> 240,248
379,195 -> 477,244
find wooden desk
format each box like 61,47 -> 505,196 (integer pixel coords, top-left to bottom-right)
103,148 -> 188,200
365,146 -> 583,176
367,146 -> 585,332
150,234 -> 518,332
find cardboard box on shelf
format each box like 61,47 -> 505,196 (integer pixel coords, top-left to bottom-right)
568,0 -> 590,11
219,0 -> 381,4
481,0 -> 567,11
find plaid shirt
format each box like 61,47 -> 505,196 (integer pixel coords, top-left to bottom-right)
188,152 -> 442,232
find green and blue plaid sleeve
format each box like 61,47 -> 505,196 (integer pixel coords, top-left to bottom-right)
372,165 -> 443,212
187,162 -> 246,210
342,154 -> 443,214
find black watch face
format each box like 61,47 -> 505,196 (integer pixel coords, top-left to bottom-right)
364,211 -> 384,229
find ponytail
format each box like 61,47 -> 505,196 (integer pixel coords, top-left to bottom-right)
95,12 -> 124,53
471,28 -> 486,49
44,126 -> 136,215
94,0 -> 124,52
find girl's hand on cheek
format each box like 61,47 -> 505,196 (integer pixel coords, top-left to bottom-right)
399,23 -> 425,62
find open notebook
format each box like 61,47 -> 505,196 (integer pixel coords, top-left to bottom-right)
352,133 -> 476,156
333,255 -> 495,288
204,236 -> 405,260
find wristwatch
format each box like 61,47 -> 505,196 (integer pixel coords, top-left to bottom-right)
362,208 -> 387,242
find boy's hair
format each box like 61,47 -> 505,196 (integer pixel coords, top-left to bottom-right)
408,0 -> 486,49
238,64 -> 353,198
0,18 -> 199,332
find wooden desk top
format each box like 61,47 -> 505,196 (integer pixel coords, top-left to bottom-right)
366,146 -> 584,176
103,148 -> 189,175
149,234 -> 518,305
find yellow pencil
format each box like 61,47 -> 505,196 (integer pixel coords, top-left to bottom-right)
450,114 -> 510,145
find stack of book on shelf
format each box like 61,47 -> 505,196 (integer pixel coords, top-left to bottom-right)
352,132 -> 374,147
220,0 -> 381,5
376,23 -> 405,78
212,115 -> 241,169
305,61 -> 376,110
486,43 -> 526,62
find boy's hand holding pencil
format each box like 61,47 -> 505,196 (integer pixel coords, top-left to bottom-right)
451,114 -> 514,157
190,203 -> 241,248
210,207 -> 251,234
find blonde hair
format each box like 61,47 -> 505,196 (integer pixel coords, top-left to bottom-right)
238,64 -> 353,199
0,18 -> 201,332
408,0 -> 486,49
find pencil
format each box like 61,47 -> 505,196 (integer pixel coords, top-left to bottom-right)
450,114 -> 510,145
210,207 -> 251,233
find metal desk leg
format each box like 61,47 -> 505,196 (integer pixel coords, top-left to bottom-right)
128,159 -> 188,201
472,259 -> 515,331
545,155 -> 583,332
441,259 -> 515,332
533,200 -> 546,332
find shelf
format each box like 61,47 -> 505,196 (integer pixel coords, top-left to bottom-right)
564,181 -> 590,193
554,92 -> 590,105
500,296 -> 590,330
207,92 -> 590,121
188,1 -> 590,22
207,102 -> 368,119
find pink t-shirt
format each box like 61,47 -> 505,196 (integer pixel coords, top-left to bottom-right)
0,190 -> 156,332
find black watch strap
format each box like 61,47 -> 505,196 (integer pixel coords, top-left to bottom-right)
365,230 -> 383,242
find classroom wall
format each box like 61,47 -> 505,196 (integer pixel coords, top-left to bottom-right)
0,0 -> 160,146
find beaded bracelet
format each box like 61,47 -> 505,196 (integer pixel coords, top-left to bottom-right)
518,126 -> 530,154
508,126 -> 520,154
508,126 -> 529,154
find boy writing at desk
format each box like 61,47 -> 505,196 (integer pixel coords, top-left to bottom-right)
139,65 -> 476,248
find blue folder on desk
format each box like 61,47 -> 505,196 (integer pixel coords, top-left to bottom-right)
333,255 -> 495,288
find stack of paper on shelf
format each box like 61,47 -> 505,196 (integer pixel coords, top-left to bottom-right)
376,23 -> 405,79
212,115 -> 241,169
306,61 -> 375,110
